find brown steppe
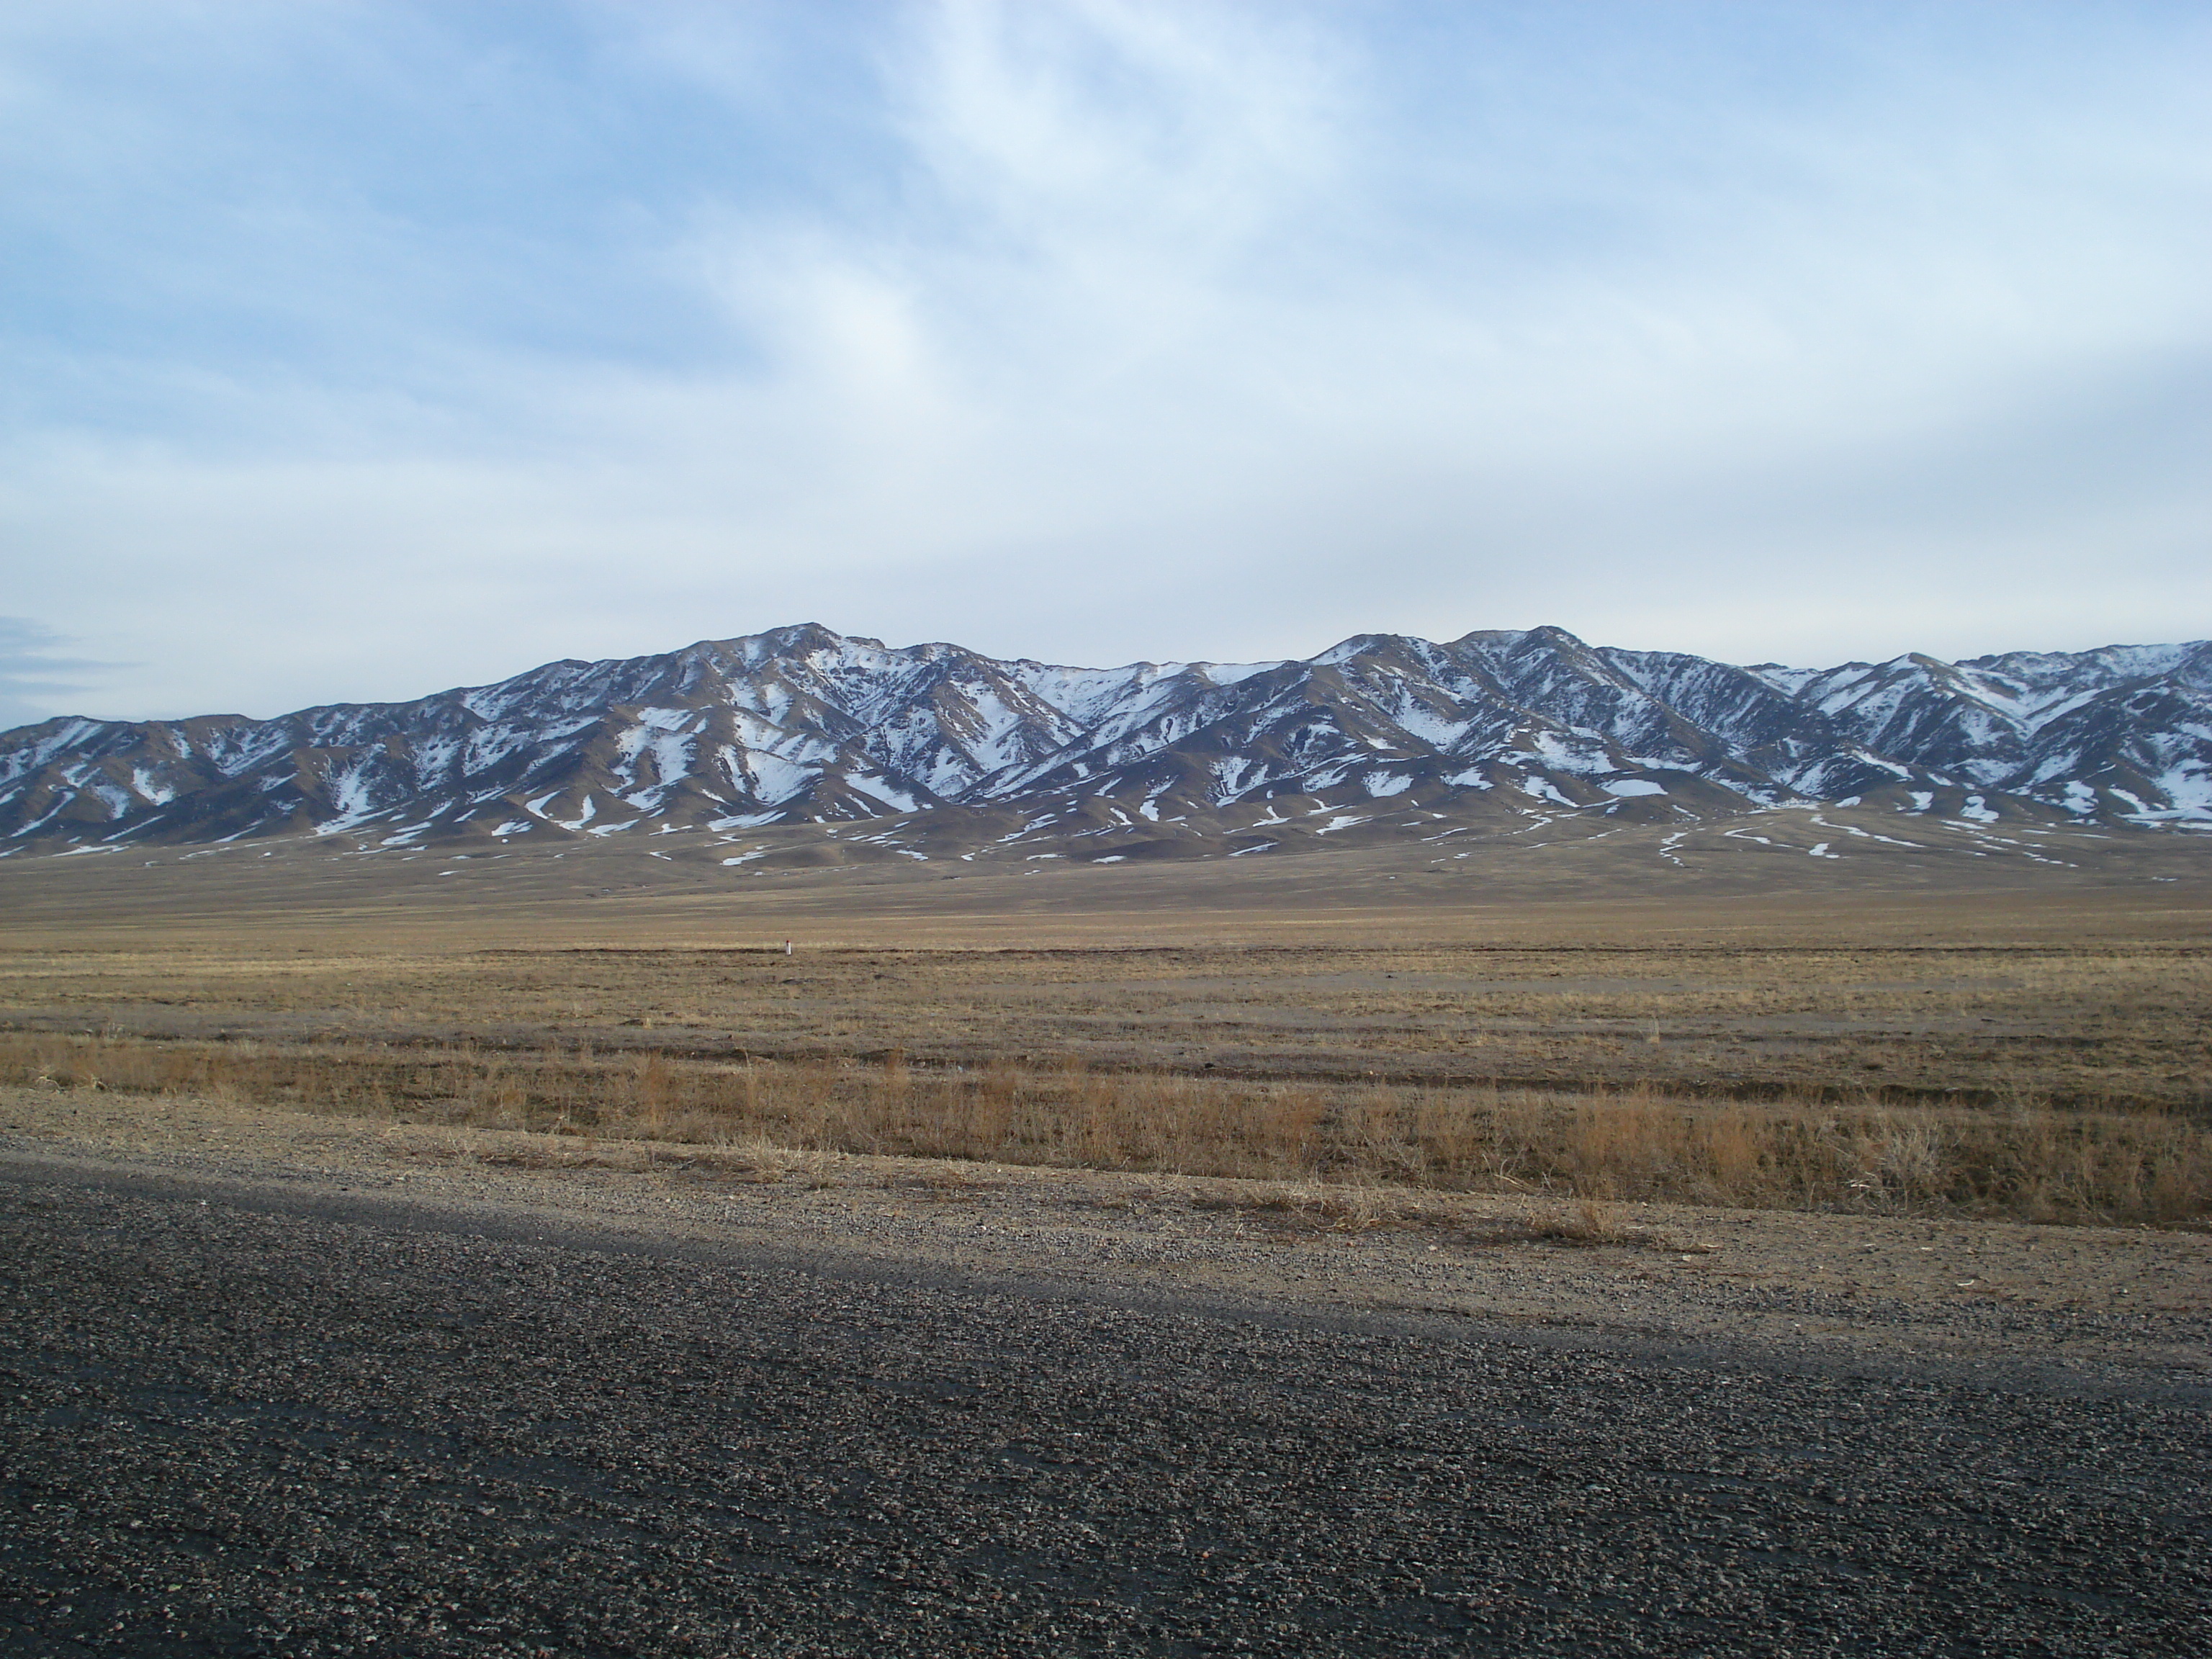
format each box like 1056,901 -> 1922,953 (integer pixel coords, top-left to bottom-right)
4,813 -> 2210,1226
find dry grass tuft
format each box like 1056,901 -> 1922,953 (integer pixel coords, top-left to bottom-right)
1529,1198 -> 1635,1246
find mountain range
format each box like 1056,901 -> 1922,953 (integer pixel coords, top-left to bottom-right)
4,623 -> 2208,859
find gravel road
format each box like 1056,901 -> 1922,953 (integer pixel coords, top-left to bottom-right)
4,1154 -> 2208,1658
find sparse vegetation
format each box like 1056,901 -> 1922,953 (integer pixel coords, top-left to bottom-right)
4,904 -> 2208,1231
6,940 -> 2211,1110
5,1028 -> 2204,1226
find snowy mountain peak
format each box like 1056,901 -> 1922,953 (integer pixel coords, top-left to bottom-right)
3,624 -> 2208,853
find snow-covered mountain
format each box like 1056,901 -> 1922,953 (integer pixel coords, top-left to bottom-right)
3,622 -> 2208,853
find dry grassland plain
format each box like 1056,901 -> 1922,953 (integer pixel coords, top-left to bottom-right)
4,815 -> 2210,1227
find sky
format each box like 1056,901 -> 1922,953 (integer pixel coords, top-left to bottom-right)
2,0 -> 2208,727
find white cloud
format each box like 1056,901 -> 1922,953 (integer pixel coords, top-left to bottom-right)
1,0 -> 2208,720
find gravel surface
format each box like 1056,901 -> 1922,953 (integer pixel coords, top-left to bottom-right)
8,1090 -> 2211,1382
3,1098 -> 2209,1656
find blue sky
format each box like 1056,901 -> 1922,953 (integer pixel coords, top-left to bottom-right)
2,0 -> 2208,724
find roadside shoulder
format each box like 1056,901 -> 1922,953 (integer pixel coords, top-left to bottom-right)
3,1084 -> 2207,1390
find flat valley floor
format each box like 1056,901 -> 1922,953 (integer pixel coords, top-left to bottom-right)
2,824 -> 2209,1654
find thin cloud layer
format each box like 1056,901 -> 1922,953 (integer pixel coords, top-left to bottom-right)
0,617 -> 115,729
1,1 -> 2207,722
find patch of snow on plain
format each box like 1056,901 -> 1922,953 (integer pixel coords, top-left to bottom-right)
1604,779 -> 1666,798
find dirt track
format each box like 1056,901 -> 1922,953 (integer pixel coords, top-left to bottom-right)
4,1092 -> 2209,1655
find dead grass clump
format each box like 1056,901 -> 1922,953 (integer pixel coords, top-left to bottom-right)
1528,1198 -> 1635,1246
1195,1180 -> 1454,1234
904,1162 -> 1003,1201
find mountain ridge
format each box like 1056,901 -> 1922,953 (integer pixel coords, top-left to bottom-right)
4,622 -> 2208,857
